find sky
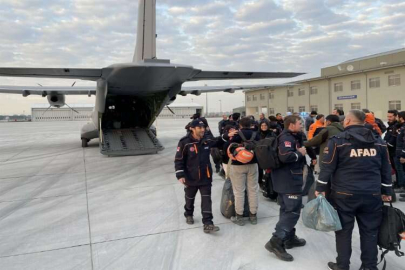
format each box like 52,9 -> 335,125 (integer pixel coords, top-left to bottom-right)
0,0 -> 404,115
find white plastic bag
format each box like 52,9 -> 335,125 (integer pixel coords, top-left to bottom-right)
302,195 -> 342,232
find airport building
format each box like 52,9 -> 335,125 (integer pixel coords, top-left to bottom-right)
158,103 -> 203,119
245,48 -> 405,120
31,104 -> 93,122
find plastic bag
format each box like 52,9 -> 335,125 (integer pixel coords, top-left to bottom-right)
302,195 -> 342,232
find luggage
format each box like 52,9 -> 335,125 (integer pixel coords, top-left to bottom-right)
302,194 -> 342,232
263,172 -> 278,201
220,179 -> 250,219
254,135 -> 280,170
210,147 -> 222,164
377,202 -> 405,270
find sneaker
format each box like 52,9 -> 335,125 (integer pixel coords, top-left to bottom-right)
265,236 -> 294,262
231,214 -> 245,226
327,262 -> 347,270
284,235 -> 306,249
185,216 -> 194,225
203,224 -> 220,233
249,213 -> 257,225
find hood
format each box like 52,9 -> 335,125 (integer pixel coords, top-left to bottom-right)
330,122 -> 344,132
345,125 -> 377,144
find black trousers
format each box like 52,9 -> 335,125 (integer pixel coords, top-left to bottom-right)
330,191 -> 383,270
184,185 -> 213,225
273,193 -> 302,240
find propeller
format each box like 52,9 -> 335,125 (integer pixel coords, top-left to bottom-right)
166,105 -> 175,115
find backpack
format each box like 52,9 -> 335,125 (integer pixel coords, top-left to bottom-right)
227,131 -> 257,164
220,179 -> 250,218
254,135 -> 280,170
377,203 -> 405,270
238,130 -> 257,151
210,148 -> 222,164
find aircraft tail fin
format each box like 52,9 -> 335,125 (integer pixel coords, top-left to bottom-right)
133,0 -> 157,62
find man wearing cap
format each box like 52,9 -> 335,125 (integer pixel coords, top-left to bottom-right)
175,119 -> 235,233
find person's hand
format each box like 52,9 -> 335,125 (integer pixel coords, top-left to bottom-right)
315,191 -> 325,197
178,178 -> 186,185
298,147 -> 307,156
311,159 -> 317,166
228,130 -> 238,137
382,195 -> 392,202
400,157 -> 405,164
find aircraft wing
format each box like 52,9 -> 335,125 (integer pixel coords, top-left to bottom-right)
0,67 -> 102,81
179,84 -> 297,96
0,85 -> 96,96
188,70 -> 304,81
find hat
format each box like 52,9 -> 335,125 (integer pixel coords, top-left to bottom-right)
190,119 -> 205,128
190,113 -> 201,119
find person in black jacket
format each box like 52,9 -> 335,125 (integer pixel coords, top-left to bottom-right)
395,111 -> 405,194
175,119 -> 234,233
315,110 -> 392,270
384,110 -> 399,186
218,115 -> 228,135
225,117 -> 260,226
269,116 -> 283,136
265,115 -> 308,262
276,113 -> 284,131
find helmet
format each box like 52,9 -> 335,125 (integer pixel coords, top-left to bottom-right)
227,143 -> 254,164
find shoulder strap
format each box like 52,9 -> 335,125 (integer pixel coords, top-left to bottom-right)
238,130 -> 247,142
249,132 -> 257,142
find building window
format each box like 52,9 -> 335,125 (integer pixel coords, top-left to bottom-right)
287,107 -> 294,113
247,96 -> 251,101
287,89 -> 294,97
335,104 -> 343,111
351,80 -> 361,90
269,108 -> 275,115
310,87 -> 318,95
298,88 -> 305,96
388,74 -> 401,86
260,93 -> 265,100
269,91 -> 274,100
255,107 -> 259,113
310,105 -> 318,112
389,100 -> 401,110
334,83 -> 343,92
253,95 -> 257,101
299,106 -> 306,113
369,77 -> 380,88
351,103 -> 361,110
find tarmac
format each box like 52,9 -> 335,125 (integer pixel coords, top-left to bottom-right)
0,119 -> 403,270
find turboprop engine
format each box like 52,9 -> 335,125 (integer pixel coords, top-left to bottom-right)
47,94 -> 65,108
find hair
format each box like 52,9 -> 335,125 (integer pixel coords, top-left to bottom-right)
398,111 -> 405,121
276,113 -> 282,117
362,108 -> 370,113
232,113 -> 241,121
388,110 -> 398,116
260,121 -> 269,128
337,109 -> 344,116
269,115 -> 277,122
348,110 -> 366,123
316,114 -> 325,120
284,115 -> 300,129
224,124 -> 236,133
239,117 -> 252,128
310,111 -> 317,115
325,115 -> 340,123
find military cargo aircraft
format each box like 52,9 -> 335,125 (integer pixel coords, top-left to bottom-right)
0,0 -> 303,156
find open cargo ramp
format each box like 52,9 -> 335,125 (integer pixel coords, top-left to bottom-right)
100,128 -> 164,156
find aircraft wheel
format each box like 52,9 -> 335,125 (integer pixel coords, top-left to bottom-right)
82,138 -> 89,148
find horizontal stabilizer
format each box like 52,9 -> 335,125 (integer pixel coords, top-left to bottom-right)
188,70 -> 305,81
0,68 -> 102,81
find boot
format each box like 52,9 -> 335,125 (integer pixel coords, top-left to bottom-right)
327,262 -> 347,270
249,212 -> 257,225
284,229 -> 306,249
231,214 -> 245,226
203,224 -> 220,233
185,216 -> 194,225
265,236 -> 294,262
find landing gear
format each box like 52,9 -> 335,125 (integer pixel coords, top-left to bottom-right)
81,138 -> 89,148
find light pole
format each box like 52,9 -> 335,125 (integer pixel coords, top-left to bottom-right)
219,100 -> 222,115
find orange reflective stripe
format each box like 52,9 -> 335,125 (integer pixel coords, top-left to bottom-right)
194,144 -> 198,154
206,166 -> 211,178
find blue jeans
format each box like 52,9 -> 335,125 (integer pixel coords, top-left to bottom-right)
394,157 -> 405,188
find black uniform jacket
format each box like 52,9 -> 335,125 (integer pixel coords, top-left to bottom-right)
175,133 -> 225,186
396,122 -> 405,158
271,129 -> 306,194
384,121 -> 399,157
316,125 -> 392,195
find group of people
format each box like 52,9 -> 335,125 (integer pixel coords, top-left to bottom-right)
174,108 -> 396,270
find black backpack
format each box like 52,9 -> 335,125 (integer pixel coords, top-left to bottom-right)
238,131 -> 257,152
210,148 -> 222,164
377,203 -> 405,270
254,135 -> 280,170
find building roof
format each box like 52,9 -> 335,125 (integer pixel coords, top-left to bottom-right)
32,104 -> 94,109
342,48 -> 405,64
167,103 -> 203,108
